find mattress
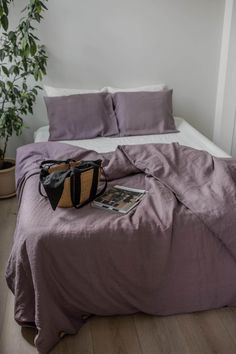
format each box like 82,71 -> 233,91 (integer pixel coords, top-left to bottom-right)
34,117 -> 229,158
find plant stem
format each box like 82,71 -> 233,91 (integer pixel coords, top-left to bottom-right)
3,135 -> 9,160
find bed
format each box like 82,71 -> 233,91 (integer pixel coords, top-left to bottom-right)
34,117 -> 229,157
6,91 -> 236,354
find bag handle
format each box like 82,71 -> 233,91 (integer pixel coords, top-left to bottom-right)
40,159 -> 76,169
38,179 -> 47,198
71,166 -> 107,209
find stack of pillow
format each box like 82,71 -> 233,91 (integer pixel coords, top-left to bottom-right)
44,84 -> 177,141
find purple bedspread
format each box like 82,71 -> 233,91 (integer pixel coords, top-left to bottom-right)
5,142 -> 236,354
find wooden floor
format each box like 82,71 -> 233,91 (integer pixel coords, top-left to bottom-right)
1,198 -> 236,354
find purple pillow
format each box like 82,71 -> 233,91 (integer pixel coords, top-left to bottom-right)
112,89 -> 177,136
44,93 -> 119,140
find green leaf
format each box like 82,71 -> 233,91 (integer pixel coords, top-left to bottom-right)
8,31 -> 15,41
21,37 -> 28,51
1,15 -> 8,31
29,37 -> 37,56
13,66 -> 19,75
21,6 -> 28,13
39,2 -> 48,10
6,81 -> 13,88
23,82 -> 27,91
2,1 -> 9,16
34,13 -> 42,22
0,50 -> 5,61
2,66 -> 9,76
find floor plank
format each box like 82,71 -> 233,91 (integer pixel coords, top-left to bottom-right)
220,307 -> 236,346
50,321 -> 94,354
0,197 -> 17,334
0,292 -> 38,354
193,309 -> 236,354
1,198 -> 236,354
134,313 -> 191,354
90,315 -> 143,354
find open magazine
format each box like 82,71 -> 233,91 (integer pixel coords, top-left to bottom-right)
92,185 -> 146,214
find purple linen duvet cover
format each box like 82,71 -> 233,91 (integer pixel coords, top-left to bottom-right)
5,141 -> 236,354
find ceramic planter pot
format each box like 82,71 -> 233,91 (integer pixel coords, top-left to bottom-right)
0,159 -> 16,199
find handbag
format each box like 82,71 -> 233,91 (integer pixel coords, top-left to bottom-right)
39,159 -> 107,210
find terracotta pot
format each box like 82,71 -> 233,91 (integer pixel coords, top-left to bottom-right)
0,159 -> 16,199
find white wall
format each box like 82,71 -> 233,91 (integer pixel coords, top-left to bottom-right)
214,0 -> 236,156
6,0 -> 225,157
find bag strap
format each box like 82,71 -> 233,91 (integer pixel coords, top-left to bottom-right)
38,179 -> 47,198
39,159 -> 76,170
71,167 -> 107,209
93,167 -> 107,199
89,164 -> 100,200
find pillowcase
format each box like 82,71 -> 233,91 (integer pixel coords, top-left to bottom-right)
107,84 -> 167,93
44,85 -> 107,97
44,93 -> 119,140
112,90 -> 177,136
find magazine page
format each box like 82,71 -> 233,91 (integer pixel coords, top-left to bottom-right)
92,185 -> 145,214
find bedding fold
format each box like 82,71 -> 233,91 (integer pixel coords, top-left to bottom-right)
5,141 -> 236,354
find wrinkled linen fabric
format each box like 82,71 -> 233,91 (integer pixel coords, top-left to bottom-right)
5,141 -> 236,354
44,93 -> 118,140
112,90 -> 177,136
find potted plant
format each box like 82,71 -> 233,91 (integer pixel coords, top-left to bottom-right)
0,0 -> 48,198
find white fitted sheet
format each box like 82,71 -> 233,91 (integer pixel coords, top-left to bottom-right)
34,117 -> 229,158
